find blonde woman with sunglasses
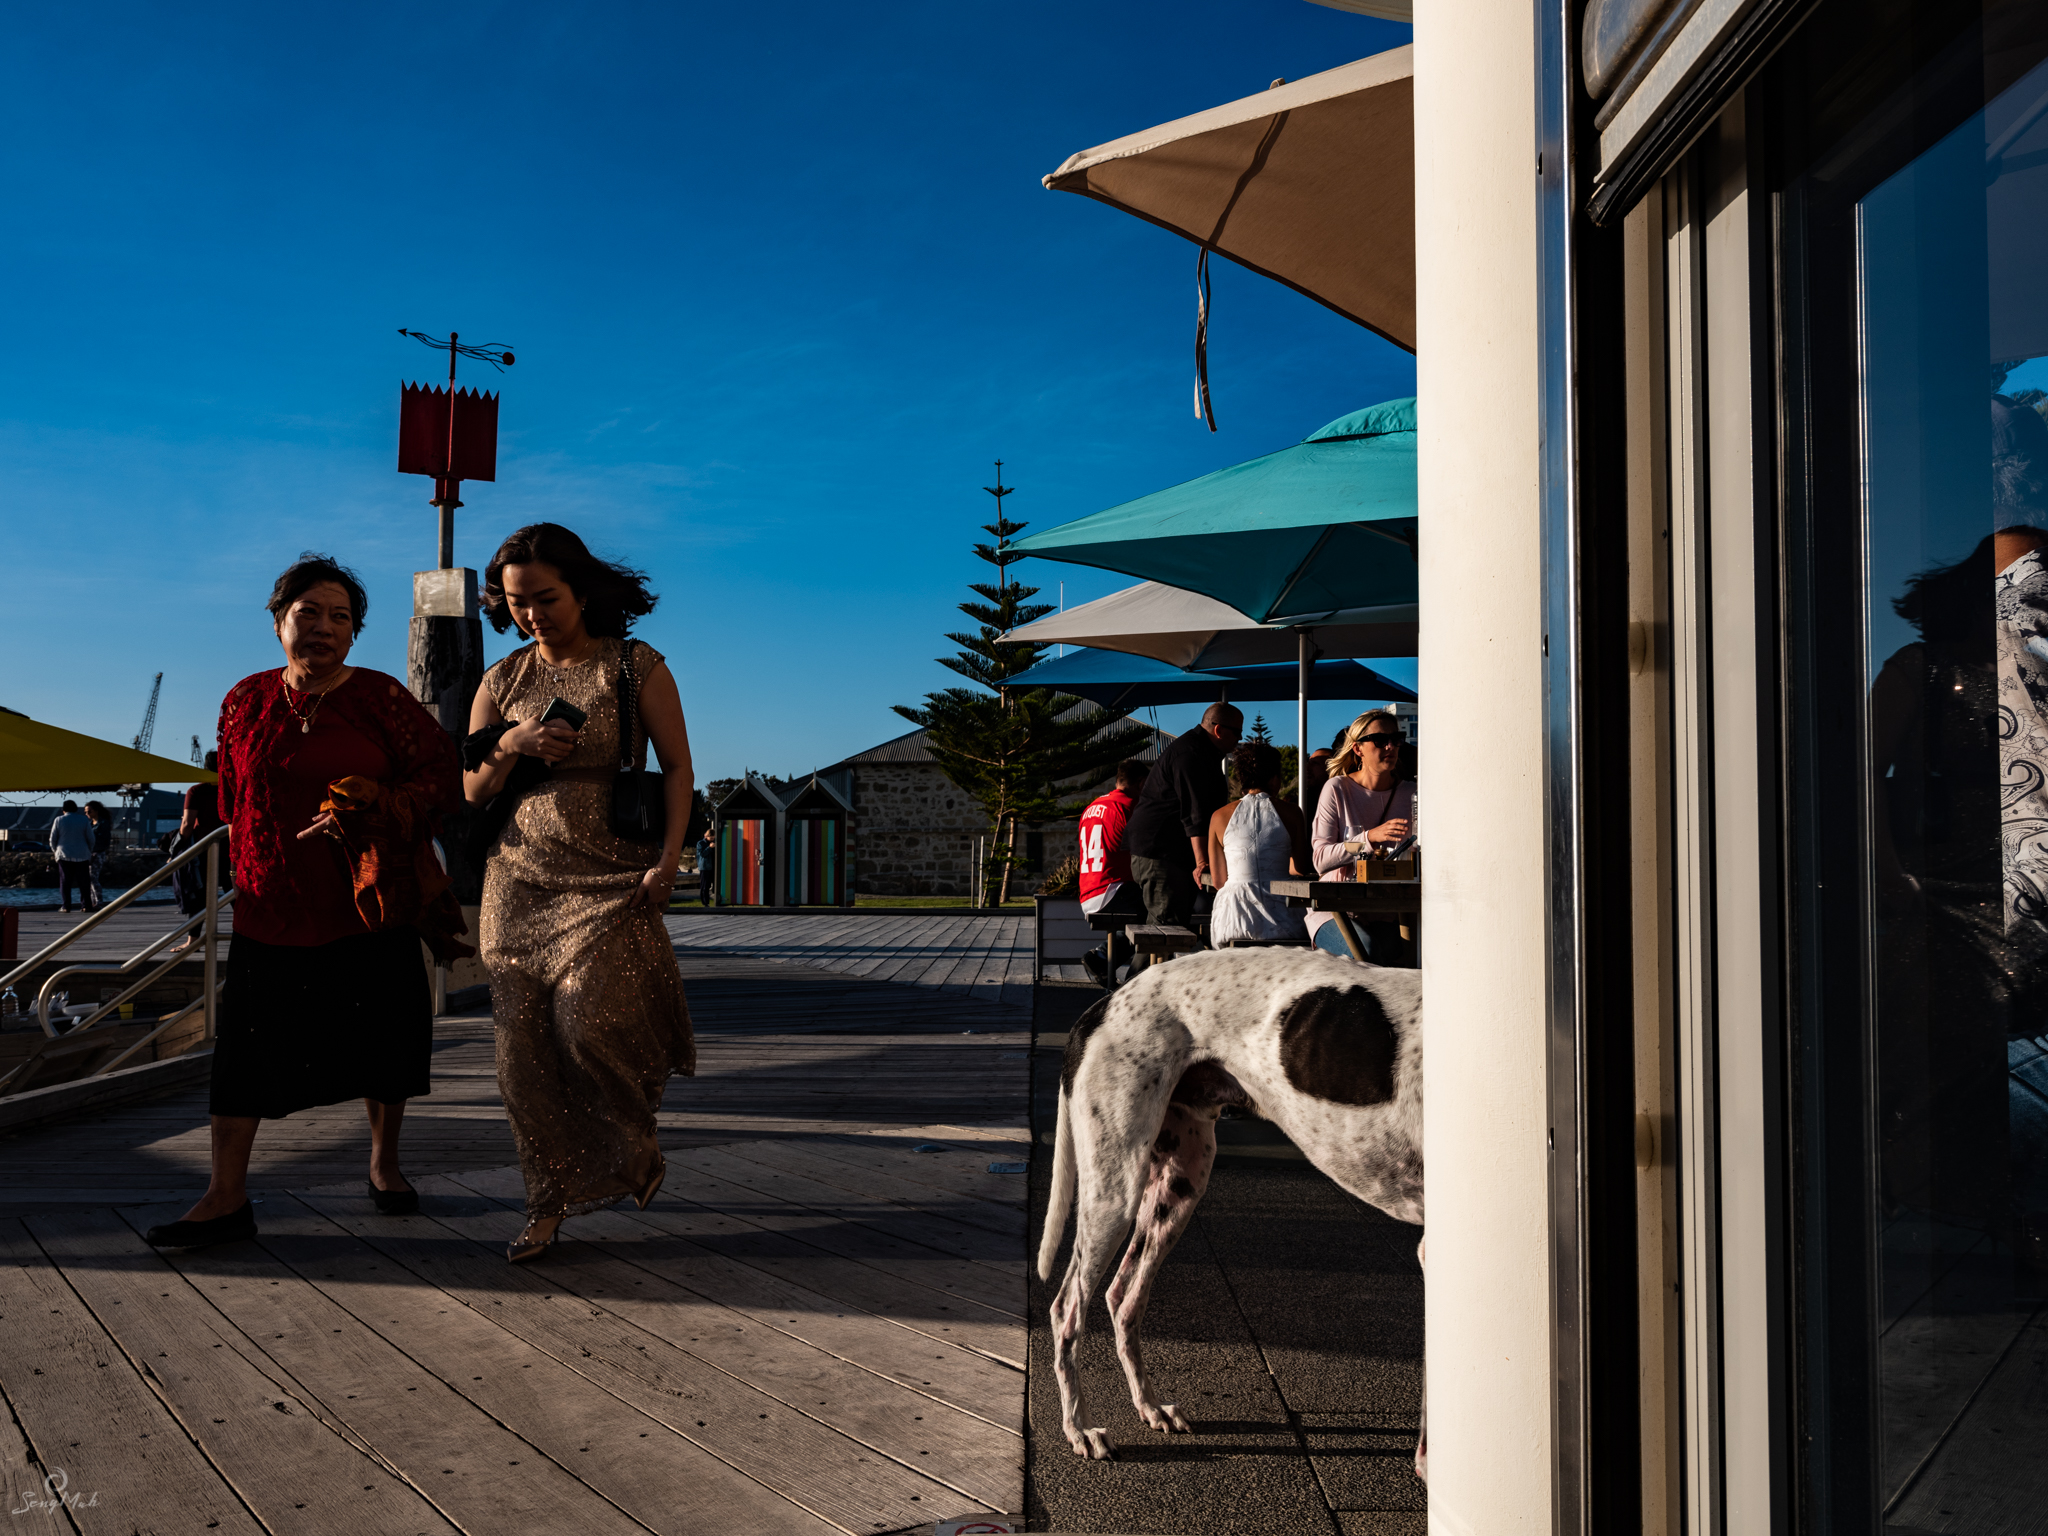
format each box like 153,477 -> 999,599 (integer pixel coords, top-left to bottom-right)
1308,709 -> 1416,963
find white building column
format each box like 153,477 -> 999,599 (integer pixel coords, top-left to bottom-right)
1414,2 -> 1553,1530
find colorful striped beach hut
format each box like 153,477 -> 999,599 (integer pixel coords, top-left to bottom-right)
780,775 -> 853,908
711,775 -> 785,907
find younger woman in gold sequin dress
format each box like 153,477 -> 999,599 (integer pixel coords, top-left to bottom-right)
464,525 -> 696,1262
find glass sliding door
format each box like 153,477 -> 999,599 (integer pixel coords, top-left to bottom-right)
1768,1 -> 2048,1526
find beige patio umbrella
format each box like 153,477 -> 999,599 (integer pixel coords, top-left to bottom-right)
1044,45 -> 1415,351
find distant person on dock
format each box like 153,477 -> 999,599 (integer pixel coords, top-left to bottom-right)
143,554 -> 468,1252
46,800 -> 94,914
466,522 -> 697,1265
83,800 -> 111,909
696,828 -> 716,906
1125,702 -> 1242,932
1077,758 -> 1149,985
169,751 -> 224,934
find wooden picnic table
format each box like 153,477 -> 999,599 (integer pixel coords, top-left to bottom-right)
1270,878 -> 1421,964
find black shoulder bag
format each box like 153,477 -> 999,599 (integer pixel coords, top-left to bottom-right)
609,644 -> 665,843
608,643 -> 712,846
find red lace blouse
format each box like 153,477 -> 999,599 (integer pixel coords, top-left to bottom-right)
216,668 -> 461,947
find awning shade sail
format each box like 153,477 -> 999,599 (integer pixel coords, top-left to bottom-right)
1012,397 -> 1418,627
1045,47 -> 1415,350
1005,647 -> 1415,712
0,707 -> 215,792
1006,580 -> 1416,667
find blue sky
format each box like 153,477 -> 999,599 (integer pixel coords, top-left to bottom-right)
0,0 -> 1414,786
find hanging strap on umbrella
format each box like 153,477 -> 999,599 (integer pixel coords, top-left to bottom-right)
1191,102 -> 1292,437
1194,246 -> 1218,433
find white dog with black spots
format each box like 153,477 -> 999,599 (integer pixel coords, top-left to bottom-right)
1037,947 -> 1425,1474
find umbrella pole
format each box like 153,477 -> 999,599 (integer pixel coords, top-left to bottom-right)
1297,630 -> 1310,814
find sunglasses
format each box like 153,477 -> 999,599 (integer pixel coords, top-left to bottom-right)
1358,732 -> 1402,749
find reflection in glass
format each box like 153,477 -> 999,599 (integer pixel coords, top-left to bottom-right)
1860,52 -> 2048,1531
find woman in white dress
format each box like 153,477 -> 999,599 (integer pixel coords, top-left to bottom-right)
1206,741 -> 1312,946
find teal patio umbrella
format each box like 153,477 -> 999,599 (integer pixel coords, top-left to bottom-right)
1010,396 -> 1417,625
1005,647 -> 1415,713
1011,397 -> 1419,808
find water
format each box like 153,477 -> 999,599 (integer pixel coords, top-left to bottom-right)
0,887 -> 178,910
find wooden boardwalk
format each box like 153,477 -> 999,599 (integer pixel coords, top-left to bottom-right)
666,911 -> 1039,1015
0,917 -> 1033,1534
12,898 -> 233,964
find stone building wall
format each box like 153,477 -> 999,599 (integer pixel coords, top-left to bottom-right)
849,763 -> 986,896
848,761 -> 1092,898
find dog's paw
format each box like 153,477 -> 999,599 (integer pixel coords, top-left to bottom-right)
1138,1401 -> 1193,1433
1070,1427 -> 1115,1459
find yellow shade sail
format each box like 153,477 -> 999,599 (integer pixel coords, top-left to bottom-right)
0,707 -> 216,792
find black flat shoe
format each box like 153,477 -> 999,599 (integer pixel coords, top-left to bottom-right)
143,1201 -> 256,1249
367,1181 -> 418,1215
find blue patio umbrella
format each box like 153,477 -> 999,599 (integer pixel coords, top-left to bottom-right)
1006,647 -> 1415,714
1010,396 -> 1417,625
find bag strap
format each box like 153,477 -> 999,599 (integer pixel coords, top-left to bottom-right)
616,641 -> 643,775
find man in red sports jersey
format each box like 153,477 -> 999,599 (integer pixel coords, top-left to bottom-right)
1077,758 -> 1150,986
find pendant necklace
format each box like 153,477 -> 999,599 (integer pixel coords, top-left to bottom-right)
282,675 -> 334,734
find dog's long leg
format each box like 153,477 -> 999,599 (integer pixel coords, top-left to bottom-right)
1104,1100 -> 1217,1435
1050,1127 -> 1148,1460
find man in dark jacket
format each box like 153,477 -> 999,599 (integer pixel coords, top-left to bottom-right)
1125,703 -> 1242,928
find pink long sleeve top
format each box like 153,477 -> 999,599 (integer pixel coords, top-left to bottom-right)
1306,774 -> 1416,940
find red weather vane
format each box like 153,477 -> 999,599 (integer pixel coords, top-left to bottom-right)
397,328 -> 516,569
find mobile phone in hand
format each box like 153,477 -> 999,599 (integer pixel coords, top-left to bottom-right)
538,697 -> 587,731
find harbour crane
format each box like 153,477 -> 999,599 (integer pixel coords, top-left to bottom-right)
190,734 -> 202,764
132,673 -> 162,754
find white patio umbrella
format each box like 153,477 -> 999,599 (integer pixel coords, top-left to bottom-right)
1007,581 -> 1416,809
1044,46 -> 1415,351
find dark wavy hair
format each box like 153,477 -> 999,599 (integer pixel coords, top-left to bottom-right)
1892,534 -> 1995,648
1231,740 -> 1284,792
267,553 -> 368,635
482,523 -> 657,639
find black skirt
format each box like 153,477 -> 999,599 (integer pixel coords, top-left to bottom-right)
209,928 -> 432,1119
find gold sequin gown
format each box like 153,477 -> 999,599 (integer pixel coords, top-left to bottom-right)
481,637 -> 695,1220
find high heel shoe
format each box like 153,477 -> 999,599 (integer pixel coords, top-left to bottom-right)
367,1179 -> 418,1216
632,1163 -> 666,1210
506,1214 -> 563,1264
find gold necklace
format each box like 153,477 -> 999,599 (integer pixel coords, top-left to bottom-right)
282,672 -> 339,734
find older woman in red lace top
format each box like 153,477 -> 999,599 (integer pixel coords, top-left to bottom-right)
144,555 -> 464,1251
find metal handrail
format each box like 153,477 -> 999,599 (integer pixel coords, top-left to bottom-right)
0,826 -> 231,1093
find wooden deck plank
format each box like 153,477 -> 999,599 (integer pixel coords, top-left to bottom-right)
0,1335 -> 77,1535
245,1193 -> 851,1536
720,1141 -> 1028,1242
281,1187 -> 992,1533
668,1149 -> 1024,1314
452,1166 -> 1026,1370
118,1203 -> 684,1536
437,1170 -> 1023,1429
22,1208 -> 458,1536
654,1166 -> 1024,1339
401,1177 -> 1021,1508
801,1136 -> 1030,1211
0,1218 -> 265,1533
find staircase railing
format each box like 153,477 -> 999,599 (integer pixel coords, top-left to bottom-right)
0,826 -> 232,1093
